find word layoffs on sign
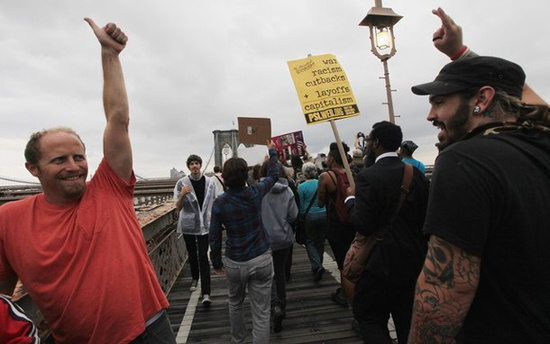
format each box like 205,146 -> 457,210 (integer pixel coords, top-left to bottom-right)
288,54 -> 360,125
272,131 -> 304,161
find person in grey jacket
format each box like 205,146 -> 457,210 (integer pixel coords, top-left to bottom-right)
260,162 -> 298,333
174,154 -> 218,305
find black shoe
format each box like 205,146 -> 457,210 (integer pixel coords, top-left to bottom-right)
331,288 -> 349,307
351,319 -> 360,332
314,267 -> 325,281
273,305 -> 284,333
351,319 -> 364,339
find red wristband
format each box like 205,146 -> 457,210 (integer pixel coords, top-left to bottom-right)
450,45 -> 468,61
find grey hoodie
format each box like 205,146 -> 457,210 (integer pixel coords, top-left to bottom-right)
260,177 -> 299,251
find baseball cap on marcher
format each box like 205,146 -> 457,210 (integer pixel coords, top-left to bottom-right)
411,56 -> 525,98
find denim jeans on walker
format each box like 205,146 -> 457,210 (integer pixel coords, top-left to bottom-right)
225,250 -> 274,344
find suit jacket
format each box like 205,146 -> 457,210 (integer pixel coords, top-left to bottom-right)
346,156 -> 429,286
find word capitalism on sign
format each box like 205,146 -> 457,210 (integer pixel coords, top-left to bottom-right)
288,54 -> 360,125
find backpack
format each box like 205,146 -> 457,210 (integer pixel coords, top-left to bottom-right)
327,169 -> 350,224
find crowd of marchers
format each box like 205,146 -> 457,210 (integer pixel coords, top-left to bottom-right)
1,7 -> 549,344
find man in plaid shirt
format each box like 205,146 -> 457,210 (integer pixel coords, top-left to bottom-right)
210,141 -> 279,344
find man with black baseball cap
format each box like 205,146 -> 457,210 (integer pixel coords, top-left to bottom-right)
412,55 -> 528,152
408,53 -> 550,343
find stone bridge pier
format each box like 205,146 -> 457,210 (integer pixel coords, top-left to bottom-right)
212,129 -> 239,168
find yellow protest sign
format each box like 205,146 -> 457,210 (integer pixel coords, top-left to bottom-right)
287,54 -> 360,125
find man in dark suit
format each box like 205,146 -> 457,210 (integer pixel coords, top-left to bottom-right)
345,121 -> 429,343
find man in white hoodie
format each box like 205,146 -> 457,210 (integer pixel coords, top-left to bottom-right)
174,154 -> 218,305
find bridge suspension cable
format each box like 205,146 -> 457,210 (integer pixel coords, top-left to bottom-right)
202,146 -> 216,174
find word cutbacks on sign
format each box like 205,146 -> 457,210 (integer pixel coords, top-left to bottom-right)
288,54 -> 360,125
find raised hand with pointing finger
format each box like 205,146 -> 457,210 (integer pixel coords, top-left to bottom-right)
430,7 -> 547,105
431,7 -> 463,59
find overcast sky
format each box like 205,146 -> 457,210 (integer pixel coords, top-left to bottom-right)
1,0 -> 548,183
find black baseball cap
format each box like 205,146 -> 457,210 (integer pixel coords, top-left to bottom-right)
411,56 -> 525,98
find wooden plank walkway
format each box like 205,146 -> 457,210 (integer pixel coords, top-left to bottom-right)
167,242 -> 396,343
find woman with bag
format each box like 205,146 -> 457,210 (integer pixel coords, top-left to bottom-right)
297,162 -> 327,282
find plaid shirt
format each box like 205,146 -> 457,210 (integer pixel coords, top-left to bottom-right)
209,148 -> 279,269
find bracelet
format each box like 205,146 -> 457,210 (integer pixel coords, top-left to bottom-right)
450,45 -> 468,61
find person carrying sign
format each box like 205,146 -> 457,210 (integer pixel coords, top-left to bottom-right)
318,142 -> 356,307
209,141 -> 279,344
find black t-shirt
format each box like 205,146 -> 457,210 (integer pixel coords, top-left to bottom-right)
424,128 -> 550,343
190,176 -> 206,210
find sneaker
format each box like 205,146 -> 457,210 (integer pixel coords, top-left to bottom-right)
331,288 -> 349,307
189,280 -> 198,292
202,294 -> 212,306
272,305 -> 284,333
314,267 -> 325,281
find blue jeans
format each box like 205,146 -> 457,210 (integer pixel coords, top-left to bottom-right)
225,251 -> 273,344
130,310 -> 176,344
304,212 -> 328,272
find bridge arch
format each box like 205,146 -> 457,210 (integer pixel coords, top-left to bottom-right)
212,129 -> 240,168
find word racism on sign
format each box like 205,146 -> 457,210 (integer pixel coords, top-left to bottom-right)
272,131 -> 304,161
287,54 -> 360,125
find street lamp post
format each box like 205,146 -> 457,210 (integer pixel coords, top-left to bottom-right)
222,143 -> 230,164
359,0 -> 402,124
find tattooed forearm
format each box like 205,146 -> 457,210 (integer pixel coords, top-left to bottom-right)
423,237 -> 455,288
408,235 -> 481,344
456,250 -> 480,286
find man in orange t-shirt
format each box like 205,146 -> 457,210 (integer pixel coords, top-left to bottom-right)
0,19 -> 173,343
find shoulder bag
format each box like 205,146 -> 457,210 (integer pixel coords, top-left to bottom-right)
295,190 -> 317,245
343,163 -> 414,283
